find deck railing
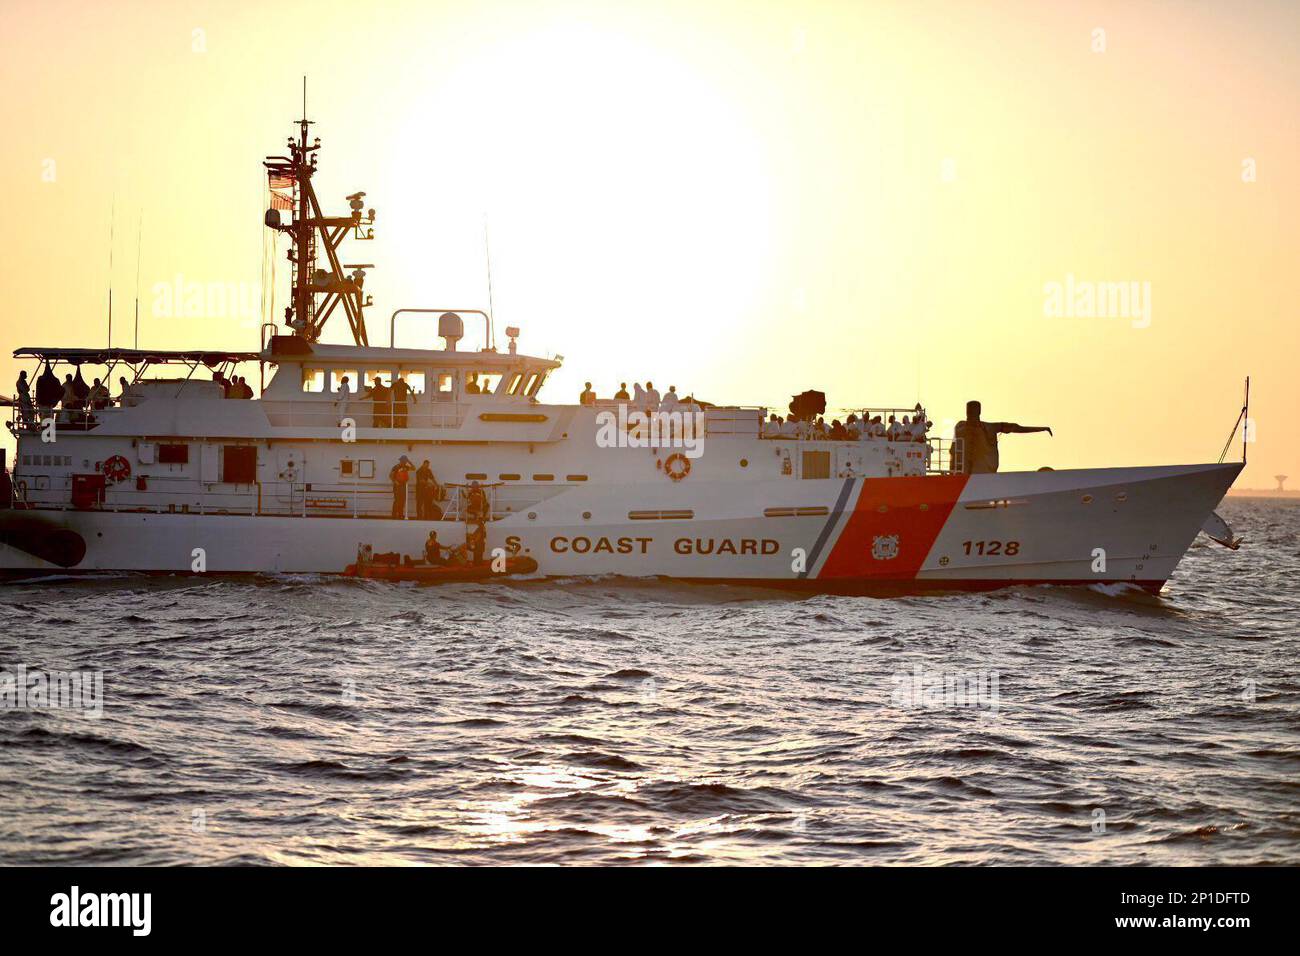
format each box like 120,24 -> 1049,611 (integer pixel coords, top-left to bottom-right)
8,472 -> 534,522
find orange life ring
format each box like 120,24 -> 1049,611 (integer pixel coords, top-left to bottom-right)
664,452 -> 691,482
101,454 -> 131,484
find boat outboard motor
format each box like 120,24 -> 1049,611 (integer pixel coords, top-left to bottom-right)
35,363 -> 61,407
788,389 -> 827,422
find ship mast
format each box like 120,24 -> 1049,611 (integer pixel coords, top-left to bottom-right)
262,84 -> 376,346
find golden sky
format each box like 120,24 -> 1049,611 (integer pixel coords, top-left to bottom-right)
2,0 -> 1296,483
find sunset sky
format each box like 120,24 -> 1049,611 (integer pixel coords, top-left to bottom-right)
2,0 -> 1296,482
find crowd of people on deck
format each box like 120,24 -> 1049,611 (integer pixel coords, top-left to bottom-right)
11,365 -> 258,427
213,371 -> 254,399
579,381 -> 704,414
329,374 -> 421,428
13,368 -> 137,425
762,405 -> 931,442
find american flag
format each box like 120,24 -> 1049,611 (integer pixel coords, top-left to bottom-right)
268,172 -> 295,210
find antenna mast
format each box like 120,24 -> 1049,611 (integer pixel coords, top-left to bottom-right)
134,213 -> 143,349
107,198 -> 115,348
483,216 -> 496,350
262,79 -> 377,346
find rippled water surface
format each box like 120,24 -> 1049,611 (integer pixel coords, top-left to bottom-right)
1,498 -> 1296,865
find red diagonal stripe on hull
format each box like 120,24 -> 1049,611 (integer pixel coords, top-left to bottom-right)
817,474 -> 969,579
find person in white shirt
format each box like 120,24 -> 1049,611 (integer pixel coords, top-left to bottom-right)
886,415 -> 902,441
780,417 -> 800,438
660,385 -> 679,411
632,382 -> 646,407
644,381 -> 661,410
763,414 -> 782,437
845,414 -> 862,439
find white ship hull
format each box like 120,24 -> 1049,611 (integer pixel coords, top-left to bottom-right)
1,462 -> 1241,592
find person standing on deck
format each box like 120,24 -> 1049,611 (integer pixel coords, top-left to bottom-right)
390,456 -> 413,518
392,375 -> 414,428
369,377 -> 391,428
415,460 -> 440,519
15,371 -> 34,425
954,400 -> 1052,474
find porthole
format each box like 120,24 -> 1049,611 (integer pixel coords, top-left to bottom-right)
1081,494 -> 1094,504
1115,491 -> 1128,502
739,458 -> 748,467
582,511 -> 592,520
527,512 -> 537,520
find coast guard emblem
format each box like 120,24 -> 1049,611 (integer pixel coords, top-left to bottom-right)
871,534 -> 900,560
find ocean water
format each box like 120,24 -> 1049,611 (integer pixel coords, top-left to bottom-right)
1,497 -> 1296,866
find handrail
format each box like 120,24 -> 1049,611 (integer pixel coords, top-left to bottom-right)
390,308 -> 493,351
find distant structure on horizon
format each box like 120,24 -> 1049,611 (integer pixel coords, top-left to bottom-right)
1276,475 -> 1288,492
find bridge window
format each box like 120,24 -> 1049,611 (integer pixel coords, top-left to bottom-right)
301,368 -> 326,393
399,369 -> 426,394
466,372 -> 501,395
526,373 -> 546,397
330,369 -> 360,393
506,372 -> 524,395
430,372 -> 454,396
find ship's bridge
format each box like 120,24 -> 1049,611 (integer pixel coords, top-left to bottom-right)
268,338 -> 559,403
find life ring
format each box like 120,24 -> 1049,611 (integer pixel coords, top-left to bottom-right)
664,452 -> 691,482
101,454 -> 131,484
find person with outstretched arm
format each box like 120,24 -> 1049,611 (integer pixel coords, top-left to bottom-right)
954,400 -> 1052,474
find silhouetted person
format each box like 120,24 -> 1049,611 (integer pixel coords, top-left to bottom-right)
87,378 -> 110,410
391,375 -> 413,428
424,529 -> 449,566
369,377 -> 391,427
467,521 -> 486,565
954,400 -> 1052,474
15,371 -> 34,424
464,373 -> 481,395
580,382 -> 596,405
415,460 -> 441,520
614,382 -> 630,401
465,480 -> 488,522
390,456 -> 412,518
